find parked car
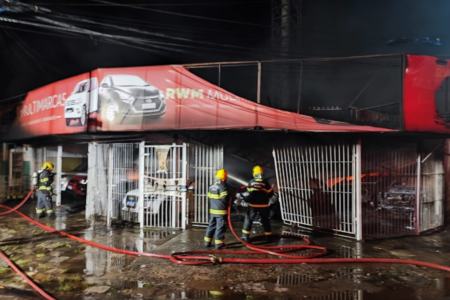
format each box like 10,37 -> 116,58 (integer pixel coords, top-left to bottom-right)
66,175 -> 87,198
99,74 -> 166,124
65,78 -> 98,126
58,162 -> 88,196
122,178 -> 188,214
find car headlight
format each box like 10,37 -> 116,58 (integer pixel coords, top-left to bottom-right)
159,90 -> 165,100
116,91 -> 135,103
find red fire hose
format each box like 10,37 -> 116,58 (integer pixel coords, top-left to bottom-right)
0,249 -> 56,300
0,189 -> 34,216
1,187 -> 450,300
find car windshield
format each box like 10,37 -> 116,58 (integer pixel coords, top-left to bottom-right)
111,75 -> 149,87
72,161 -> 87,172
72,82 -> 89,94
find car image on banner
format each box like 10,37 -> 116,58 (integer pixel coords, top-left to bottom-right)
99,74 -> 166,125
65,78 -> 98,127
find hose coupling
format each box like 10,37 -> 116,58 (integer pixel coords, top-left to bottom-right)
208,254 -> 223,264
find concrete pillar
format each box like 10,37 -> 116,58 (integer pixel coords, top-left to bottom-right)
444,139 -> 450,224
86,143 -> 96,220
56,145 -> 62,206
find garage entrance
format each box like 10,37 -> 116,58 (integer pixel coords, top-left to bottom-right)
87,142 -> 189,229
273,142 -> 360,239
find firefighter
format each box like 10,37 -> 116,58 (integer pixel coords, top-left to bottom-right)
36,162 -> 55,218
204,169 -> 230,250
238,165 -> 274,242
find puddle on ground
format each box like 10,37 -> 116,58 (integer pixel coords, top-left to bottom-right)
2,199 -> 450,299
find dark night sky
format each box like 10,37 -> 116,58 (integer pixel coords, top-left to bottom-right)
1,0 -> 450,101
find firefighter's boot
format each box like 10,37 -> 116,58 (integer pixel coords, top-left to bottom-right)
215,243 -> 228,250
241,233 -> 249,242
204,237 -> 212,248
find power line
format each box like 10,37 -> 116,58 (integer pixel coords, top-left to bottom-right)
6,29 -> 67,75
0,16 -> 198,56
26,4 -> 267,53
0,24 -> 97,40
92,0 -> 270,28
46,14 -> 262,56
2,1 -> 303,60
51,6 -> 264,38
31,1 -> 270,7
0,93 -> 27,103
7,0 -> 266,53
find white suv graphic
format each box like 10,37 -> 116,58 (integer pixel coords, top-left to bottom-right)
65,78 -> 98,126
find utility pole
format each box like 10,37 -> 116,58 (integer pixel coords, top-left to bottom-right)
271,0 -> 302,111
271,0 -> 301,56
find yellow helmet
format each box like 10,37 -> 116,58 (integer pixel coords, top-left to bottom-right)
42,162 -> 54,171
253,165 -> 263,178
215,169 -> 228,182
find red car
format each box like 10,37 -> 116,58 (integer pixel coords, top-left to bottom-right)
66,175 -> 87,198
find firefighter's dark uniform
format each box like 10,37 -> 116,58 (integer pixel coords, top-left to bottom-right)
36,170 -> 54,218
242,177 -> 273,240
204,180 -> 229,249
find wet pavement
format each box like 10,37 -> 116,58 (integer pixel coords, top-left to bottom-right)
0,197 -> 450,299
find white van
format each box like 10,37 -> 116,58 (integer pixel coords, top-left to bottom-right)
65,78 -> 98,126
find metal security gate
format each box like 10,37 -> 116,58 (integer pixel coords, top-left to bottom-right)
273,143 -> 359,238
110,143 -> 139,223
192,144 -> 223,226
420,142 -> 445,232
361,143 -> 419,239
139,144 -> 187,229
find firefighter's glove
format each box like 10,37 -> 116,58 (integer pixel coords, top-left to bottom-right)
268,192 -> 279,205
234,199 -> 248,207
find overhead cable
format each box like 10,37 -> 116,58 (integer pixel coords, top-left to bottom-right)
31,1 -> 270,7
92,0 -> 269,28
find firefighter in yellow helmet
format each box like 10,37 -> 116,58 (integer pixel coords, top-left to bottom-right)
204,169 -> 230,250
35,162 -> 55,218
239,166 -> 274,242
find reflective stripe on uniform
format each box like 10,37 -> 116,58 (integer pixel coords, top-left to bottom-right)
36,208 -> 44,213
208,193 -> 221,199
215,239 -> 224,244
209,209 -> 227,215
248,187 -> 272,193
242,229 -> 250,234
264,187 -> 273,193
249,203 -> 269,208
220,191 -> 228,197
38,186 -> 52,191
40,178 -> 49,182
46,209 -> 53,213
204,237 -> 212,242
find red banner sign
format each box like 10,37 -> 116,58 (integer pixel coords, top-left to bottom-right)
90,65 -> 391,133
404,54 -> 450,133
9,65 -> 393,140
13,73 -> 91,138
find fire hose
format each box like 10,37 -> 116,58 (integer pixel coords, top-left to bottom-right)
1,187 -> 450,300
